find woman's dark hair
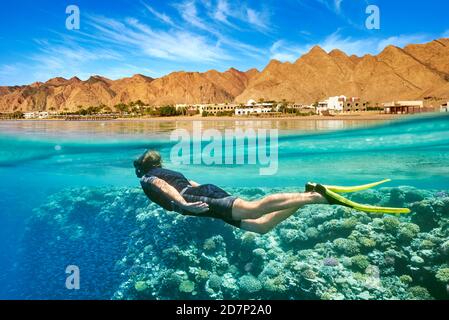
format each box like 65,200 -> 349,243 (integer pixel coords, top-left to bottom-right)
133,150 -> 162,178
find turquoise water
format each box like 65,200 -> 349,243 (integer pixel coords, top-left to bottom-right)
0,114 -> 448,299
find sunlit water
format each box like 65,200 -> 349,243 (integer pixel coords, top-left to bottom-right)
1,114 -> 448,299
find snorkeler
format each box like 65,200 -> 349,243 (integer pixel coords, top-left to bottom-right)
134,150 -> 410,235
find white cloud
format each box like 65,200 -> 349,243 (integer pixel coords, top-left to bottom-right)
174,0 -> 272,35
142,2 -> 176,27
18,2 -> 266,84
0,64 -> 18,76
246,8 -> 269,31
314,0 -> 343,14
214,0 -> 231,24
175,0 -> 214,33
170,1 -> 264,59
269,40 -> 309,62
319,32 -> 377,56
88,15 -> 229,62
376,35 -> 433,52
25,40 -> 124,82
303,0 -> 367,30
334,0 -> 343,13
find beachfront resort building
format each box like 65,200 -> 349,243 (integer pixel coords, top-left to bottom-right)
291,102 -> 305,109
175,103 -> 236,115
317,96 -> 346,114
23,111 -> 52,119
440,102 -> 449,112
316,96 -> 374,114
383,101 -> 424,114
234,99 -> 275,116
284,103 -> 316,114
344,97 -> 370,112
235,107 -> 273,116
200,103 -> 236,115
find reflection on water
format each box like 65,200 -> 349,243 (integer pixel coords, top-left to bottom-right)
0,118 -> 388,140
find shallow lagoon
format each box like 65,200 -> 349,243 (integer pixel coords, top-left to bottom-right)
1,114 -> 448,299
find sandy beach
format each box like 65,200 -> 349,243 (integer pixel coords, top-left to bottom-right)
114,113 -> 402,122
1,112 -> 416,122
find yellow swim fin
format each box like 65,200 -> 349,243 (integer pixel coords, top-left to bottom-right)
315,184 -> 411,215
324,179 -> 392,194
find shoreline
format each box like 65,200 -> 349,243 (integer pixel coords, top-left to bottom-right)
1,113 -> 407,122
117,113 -> 402,121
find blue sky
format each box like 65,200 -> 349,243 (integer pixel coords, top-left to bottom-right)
0,0 -> 448,86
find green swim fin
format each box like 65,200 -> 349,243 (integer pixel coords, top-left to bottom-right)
324,179 -> 392,193
315,184 -> 411,215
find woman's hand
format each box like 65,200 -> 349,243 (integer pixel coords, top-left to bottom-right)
180,201 -> 209,214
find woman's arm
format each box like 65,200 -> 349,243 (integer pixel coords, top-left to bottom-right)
147,177 -> 208,213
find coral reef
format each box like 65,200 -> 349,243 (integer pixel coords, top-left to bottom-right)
16,186 -> 449,300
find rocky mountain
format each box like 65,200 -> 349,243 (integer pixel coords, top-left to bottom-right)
1,38 -> 449,112
0,68 -> 258,112
236,38 -> 449,103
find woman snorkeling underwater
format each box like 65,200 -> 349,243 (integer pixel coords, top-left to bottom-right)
134,150 -> 410,235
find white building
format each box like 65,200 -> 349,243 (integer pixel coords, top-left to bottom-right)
235,99 -> 275,116
235,107 -> 273,116
24,112 -> 37,119
245,99 -> 274,108
440,102 -> 449,112
317,95 -> 346,114
38,112 -> 49,119
23,111 -> 50,119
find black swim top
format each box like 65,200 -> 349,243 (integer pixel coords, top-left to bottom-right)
140,167 -> 191,211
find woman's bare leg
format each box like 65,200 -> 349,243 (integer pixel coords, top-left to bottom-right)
240,206 -> 300,234
232,192 -> 327,221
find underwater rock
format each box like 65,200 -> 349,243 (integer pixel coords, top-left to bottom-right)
408,286 -> 433,300
399,275 -> 413,285
404,189 -> 426,203
239,275 -> 262,294
349,190 -> 382,205
440,241 -> 449,258
207,274 -> 222,290
398,223 -> 420,243
279,228 -> 307,245
179,280 -> 195,294
411,255 -> 425,266
323,257 -> 339,267
351,255 -> 370,272
134,281 -> 148,292
435,268 -> 449,284
333,238 -> 360,256
382,216 -> 400,233
389,188 -> 405,207
411,201 -> 438,231
16,185 -> 449,300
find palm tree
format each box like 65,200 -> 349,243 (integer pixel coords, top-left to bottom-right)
135,100 -> 145,107
102,106 -> 112,114
114,103 -> 129,115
